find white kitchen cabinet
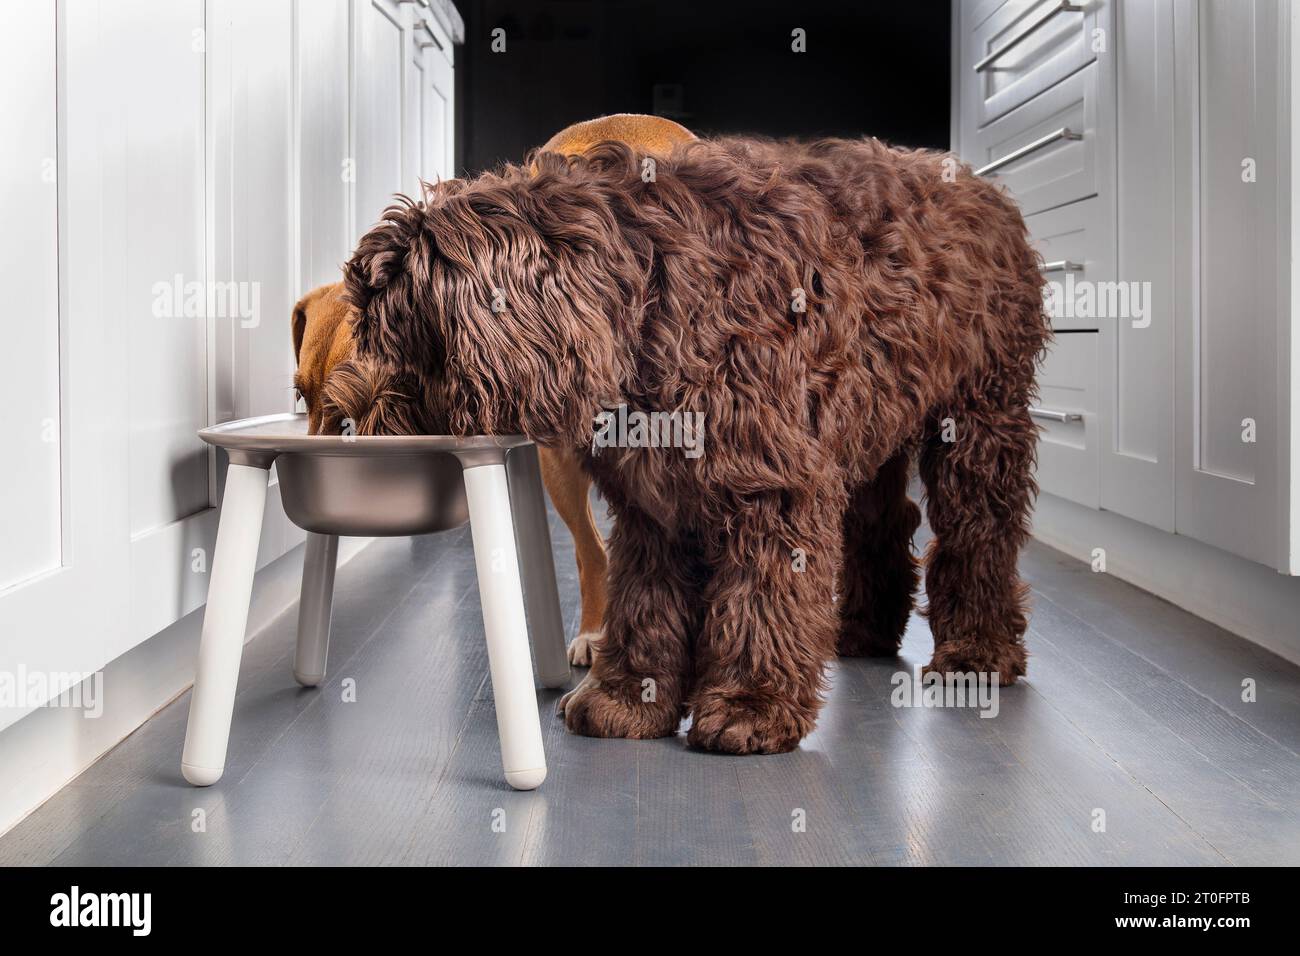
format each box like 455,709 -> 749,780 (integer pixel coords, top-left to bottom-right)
955,0 -> 1118,539
0,0 -> 462,733
0,0 -> 210,726
1108,0 -> 1285,565
353,0 -> 456,230
955,0 -> 1296,575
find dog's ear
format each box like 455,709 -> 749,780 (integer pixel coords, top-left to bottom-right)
342,196 -> 434,360
318,354 -> 428,436
291,294 -> 309,364
292,284 -> 343,365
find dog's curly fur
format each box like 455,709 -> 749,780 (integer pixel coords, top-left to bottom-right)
330,135 -> 1048,754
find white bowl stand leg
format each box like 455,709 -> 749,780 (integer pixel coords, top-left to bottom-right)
181,462 -> 269,786
461,461 -> 548,790
293,532 -> 338,687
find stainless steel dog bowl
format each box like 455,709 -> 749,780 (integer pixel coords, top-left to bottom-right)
198,413 -> 532,536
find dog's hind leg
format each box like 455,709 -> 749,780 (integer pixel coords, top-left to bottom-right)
686,488 -> 845,754
558,505 -> 704,739
918,392 -> 1037,686
837,451 -> 921,657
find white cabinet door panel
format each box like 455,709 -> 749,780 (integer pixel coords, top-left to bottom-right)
1172,0 -> 1282,566
202,0 -> 304,620
119,4 -> 208,538
420,14 -> 456,181
207,0 -> 295,424
406,47 -> 426,192
0,0 -> 135,731
354,0 -> 407,232
1102,0 -> 1175,531
116,0 -> 214,644
298,0 -> 351,291
1195,4 -> 1263,486
425,75 -> 451,180
0,0 -> 62,592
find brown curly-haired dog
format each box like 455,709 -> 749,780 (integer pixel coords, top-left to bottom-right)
328,135 -> 1048,755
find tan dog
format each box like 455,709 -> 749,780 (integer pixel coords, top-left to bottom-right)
292,114 -> 695,666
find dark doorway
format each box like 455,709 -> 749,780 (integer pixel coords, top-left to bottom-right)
456,0 -> 952,175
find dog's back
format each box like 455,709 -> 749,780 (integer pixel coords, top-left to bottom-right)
559,134 -> 1048,499
715,135 -> 1049,445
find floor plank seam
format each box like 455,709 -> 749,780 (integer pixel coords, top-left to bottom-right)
1020,678 -> 1236,866
979,693 -> 1225,865
1029,582 -> 1300,760
234,535 -> 474,790
201,536 -> 473,864
402,671 -> 489,866
1029,622 -> 1299,815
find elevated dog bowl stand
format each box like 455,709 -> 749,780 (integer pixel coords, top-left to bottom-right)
181,413 -> 569,791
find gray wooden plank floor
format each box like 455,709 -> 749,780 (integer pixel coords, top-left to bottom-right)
3,492 -> 1298,866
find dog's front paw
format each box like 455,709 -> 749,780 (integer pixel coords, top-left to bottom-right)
566,630 -> 603,667
686,692 -> 814,755
924,639 -> 1026,686
558,673 -> 678,739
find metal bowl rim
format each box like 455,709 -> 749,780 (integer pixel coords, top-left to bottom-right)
198,413 -> 532,459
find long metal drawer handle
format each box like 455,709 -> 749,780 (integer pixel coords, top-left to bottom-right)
976,127 -> 1082,176
975,0 -> 1085,73
1041,259 -> 1083,273
1029,406 -> 1083,423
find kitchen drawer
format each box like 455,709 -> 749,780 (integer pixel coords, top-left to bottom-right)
1024,197 -> 1112,331
1033,331 -> 1098,508
967,0 -> 1101,126
974,61 -> 1099,216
